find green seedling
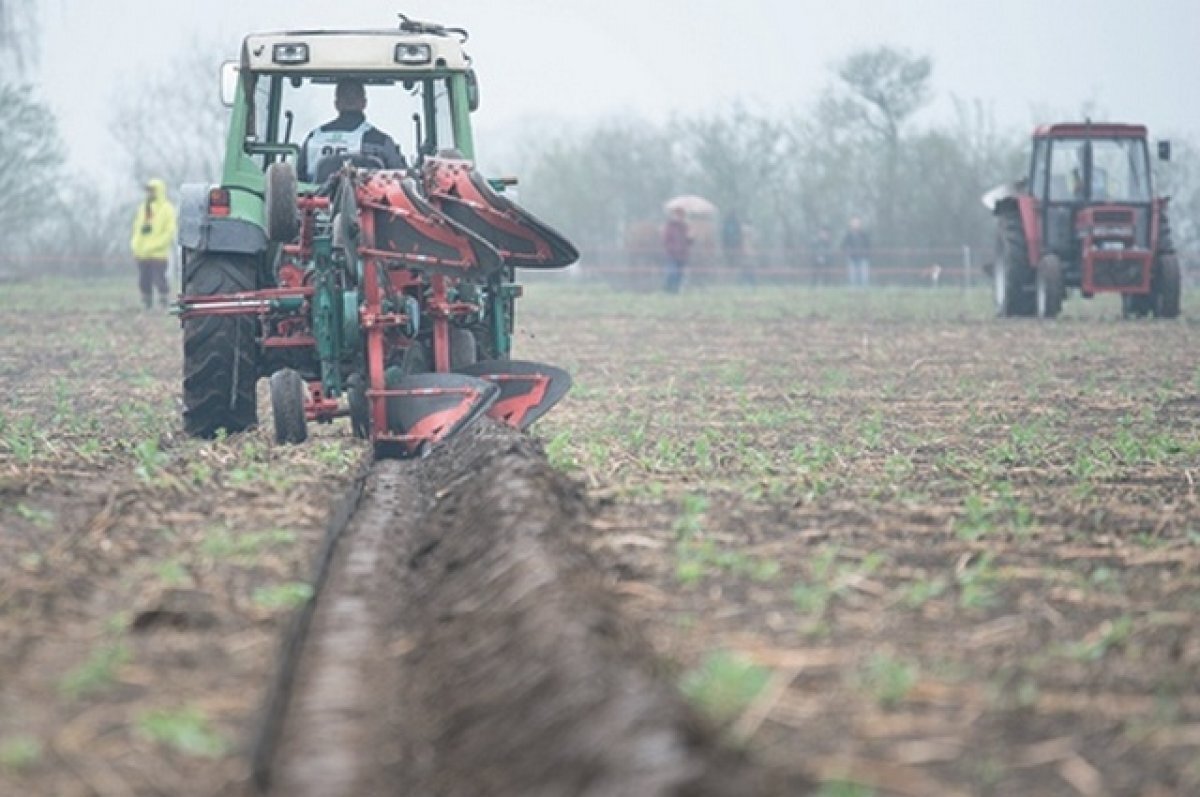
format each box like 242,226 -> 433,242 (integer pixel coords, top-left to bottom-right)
858,652 -> 919,709
14,504 -> 54,528
252,582 -> 314,611
154,559 -> 191,587
0,734 -> 42,773
673,493 -> 709,540
680,651 -> 770,724
1071,615 -> 1134,662
543,429 -> 576,471
902,575 -> 949,609
59,643 -> 130,700
202,527 -> 297,560
816,780 -> 876,797
133,438 -> 168,481
136,707 -> 226,758
956,553 -> 999,610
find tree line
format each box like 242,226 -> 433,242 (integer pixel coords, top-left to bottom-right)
518,47 -> 1199,281
0,23 -> 1196,282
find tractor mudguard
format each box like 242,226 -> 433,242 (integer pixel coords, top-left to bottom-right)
456,360 -> 572,430
356,171 -> 503,279
179,183 -> 269,255
423,157 -> 579,270
981,181 -> 1022,213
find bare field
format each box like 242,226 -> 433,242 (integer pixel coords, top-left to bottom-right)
2,277 -> 1199,796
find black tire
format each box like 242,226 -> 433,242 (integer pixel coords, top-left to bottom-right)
994,212 -> 1035,317
1154,254 -> 1182,319
1035,255 -> 1063,319
265,162 -> 300,243
1121,294 -> 1152,319
449,327 -> 477,369
183,254 -> 259,438
346,373 -> 369,440
268,368 -> 308,444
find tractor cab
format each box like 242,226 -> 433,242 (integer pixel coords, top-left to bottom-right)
218,20 -> 479,189
1031,125 -> 1155,269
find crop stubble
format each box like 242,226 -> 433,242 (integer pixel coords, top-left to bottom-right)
1,280 -> 1199,795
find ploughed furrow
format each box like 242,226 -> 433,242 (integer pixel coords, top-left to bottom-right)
265,422 -> 803,796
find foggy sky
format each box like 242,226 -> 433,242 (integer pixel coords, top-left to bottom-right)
33,0 -> 1200,182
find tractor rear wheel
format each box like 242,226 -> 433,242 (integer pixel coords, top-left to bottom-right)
1035,255 -> 1063,319
182,254 -> 260,438
269,368 -> 308,444
1154,254 -> 1182,319
994,213 -> 1035,317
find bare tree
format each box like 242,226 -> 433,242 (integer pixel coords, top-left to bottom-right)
836,47 -> 932,146
0,0 -> 38,78
0,83 -> 65,264
834,46 -> 933,242
108,44 -> 230,191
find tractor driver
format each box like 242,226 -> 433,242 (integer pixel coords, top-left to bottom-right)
296,78 -> 405,182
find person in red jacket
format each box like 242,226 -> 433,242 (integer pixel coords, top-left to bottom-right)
662,207 -> 692,293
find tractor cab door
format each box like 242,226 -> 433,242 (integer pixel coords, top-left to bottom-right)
1041,138 -> 1086,262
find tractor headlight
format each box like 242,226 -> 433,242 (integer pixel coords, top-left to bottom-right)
395,43 -> 432,65
272,43 -> 309,65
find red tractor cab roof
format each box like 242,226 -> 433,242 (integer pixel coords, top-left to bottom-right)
1033,123 -> 1148,139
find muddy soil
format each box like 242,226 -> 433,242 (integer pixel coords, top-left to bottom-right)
269,423 -> 806,796
523,287 -> 1200,797
4,280 -> 1200,797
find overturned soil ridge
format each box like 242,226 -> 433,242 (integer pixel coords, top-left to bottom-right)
267,423 -> 804,796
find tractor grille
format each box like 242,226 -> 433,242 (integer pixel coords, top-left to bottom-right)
1094,209 -> 1133,225
1091,255 -> 1147,288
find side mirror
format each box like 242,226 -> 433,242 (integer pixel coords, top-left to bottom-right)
465,69 -> 480,113
219,61 -> 240,107
1158,140 -> 1171,161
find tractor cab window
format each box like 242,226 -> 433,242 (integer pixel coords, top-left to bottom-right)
250,75 -> 271,143
1047,139 -> 1086,201
1046,137 -> 1151,203
255,74 -> 462,176
1089,138 -> 1150,202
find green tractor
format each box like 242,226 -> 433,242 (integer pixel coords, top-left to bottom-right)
177,17 -> 577,455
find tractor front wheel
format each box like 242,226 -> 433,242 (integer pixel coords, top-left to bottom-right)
269,368 -> 308,444
993,213 -> 1035,317
265,162 -> 300,244
182,254 -> 260,438
1035,255 -> 1063,319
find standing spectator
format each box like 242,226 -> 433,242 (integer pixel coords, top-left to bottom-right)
841,216 -> 871,287
662,206 -> 692,293
811,225 -> 833,286
721,209 -> 752,285
130,178 -> 177,309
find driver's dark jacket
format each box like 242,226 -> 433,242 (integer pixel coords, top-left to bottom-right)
296,111 -> 405,181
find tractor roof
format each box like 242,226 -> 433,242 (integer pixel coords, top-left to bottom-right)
241,28 -> 470,74
1033,123 -> 1148,139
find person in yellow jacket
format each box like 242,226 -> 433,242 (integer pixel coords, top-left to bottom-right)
129,178 -> 177,309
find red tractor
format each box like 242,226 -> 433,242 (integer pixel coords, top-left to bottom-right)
983,123 -> 1180,319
